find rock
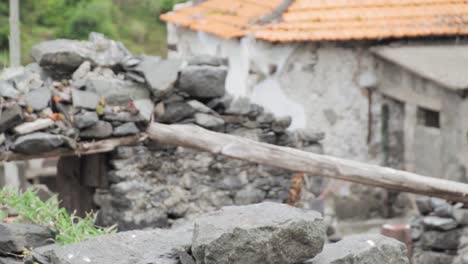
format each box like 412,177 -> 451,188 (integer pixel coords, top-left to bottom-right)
74,111 -> 99,129
177,65 -> 227,99
86,77 -> 150,105
431,198 -> 453,218
0,223 -> 53,254
133,99 -> 154,122
113,123 -> 140,136
72,89 -> 100,110
194,113 -> 225,128
410,217 -> 424,241
422,216 -> 458,231
416,197 -> 432,215
191,202 -> 325,264
135,57 -> 182,97
72,61 -> 91,80
0,257 -> 22,264
12,132 -> 69,154
125,71 -> 146,83
103,112 -> 144,123
188,56 -> 228,67
272,116 -> 292,133
421,229 -> 462,250
0,80 -> 19,99
13,118 -> 55,135
306,234 -> 409,264
187,100 -> 213,114
80,121 -> 113,139
234,188 -> 265,205
26,87 -> 51,111
156,102 -> 195,124
416,251 -> 455,264
454,208 -> 468,225
30,226 -> 193,264
31,33 -> 130,77
0,105 -> 24,133
31,39 -> 89,77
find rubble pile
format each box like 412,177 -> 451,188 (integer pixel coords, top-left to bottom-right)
411,197 -> 468,264
17,202 -> 408,264
0,33 -> 155,155
0,32 -> 320,158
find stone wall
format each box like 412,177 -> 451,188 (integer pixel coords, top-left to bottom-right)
411,197 -> 468,264
95,104 -> 324,230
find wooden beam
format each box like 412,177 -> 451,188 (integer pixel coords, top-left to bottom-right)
0,135 -> 146,162
147,122 -> 468,203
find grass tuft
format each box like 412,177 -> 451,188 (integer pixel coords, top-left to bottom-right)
0,187 -> 117,245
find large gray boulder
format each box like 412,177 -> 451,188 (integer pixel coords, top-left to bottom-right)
191,202 -> 325,264
306,234 -> 409,264
177,65 -> 227,99
0,223 -> 53,254
29,226 -> 193,264
31,33 -> 130,77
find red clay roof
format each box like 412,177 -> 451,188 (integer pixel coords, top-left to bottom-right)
160,0 -> 283,39
160,0 -> 468,42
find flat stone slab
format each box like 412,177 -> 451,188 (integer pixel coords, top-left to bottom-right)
113,122 -> 140,136
72,89 -> 100,110
192,202 -> 325,264
12,132 -> 69,155
26,87 -> 51,111
422,216 -> 458,231
306,234 -> 409,264
30,226 -> 193,264
0,223 -> 53,254
79,121 -> 113,139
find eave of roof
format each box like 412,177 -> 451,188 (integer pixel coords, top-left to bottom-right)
161,0 -> 468,43
372,45 -> 468,91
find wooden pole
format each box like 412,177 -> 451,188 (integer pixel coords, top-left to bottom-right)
146,122 -> 468,203
9,0 -> 21,67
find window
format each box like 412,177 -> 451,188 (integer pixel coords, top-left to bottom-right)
417,107 -> 440,128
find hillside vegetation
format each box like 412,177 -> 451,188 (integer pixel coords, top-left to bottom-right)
0,0 -> 186,68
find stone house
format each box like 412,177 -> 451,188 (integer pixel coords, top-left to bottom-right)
161,0 -> 468,182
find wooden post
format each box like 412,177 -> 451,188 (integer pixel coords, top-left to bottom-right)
56,154 -> 108,216
9,0 -> 21,67
146,123 -> 468,203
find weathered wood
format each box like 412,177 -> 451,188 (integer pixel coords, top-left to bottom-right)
57,156 -> 95,217
0,135 -> 146,162
9,0 -> 21,67
147,122 -> 468,203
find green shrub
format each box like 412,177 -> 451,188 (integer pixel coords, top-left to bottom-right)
0,188 -> 116,245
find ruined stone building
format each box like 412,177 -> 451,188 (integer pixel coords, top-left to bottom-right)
161,0 -> 468,183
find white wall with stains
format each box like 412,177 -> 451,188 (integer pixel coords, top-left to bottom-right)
168,26 -> 386,164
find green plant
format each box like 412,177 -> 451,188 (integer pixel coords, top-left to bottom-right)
0,188 -> 116,245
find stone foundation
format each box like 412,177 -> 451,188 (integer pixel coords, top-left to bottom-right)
96,126 -> 324,230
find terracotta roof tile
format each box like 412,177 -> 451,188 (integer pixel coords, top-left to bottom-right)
160,0 -> 468,42
160,0 -> 282,39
